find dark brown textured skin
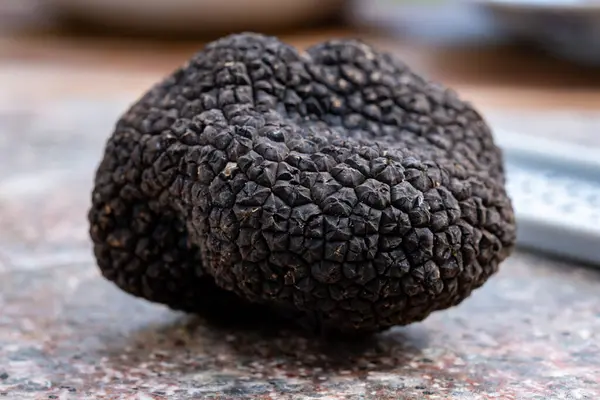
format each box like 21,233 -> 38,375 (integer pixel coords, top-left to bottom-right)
88,32 -> 516,334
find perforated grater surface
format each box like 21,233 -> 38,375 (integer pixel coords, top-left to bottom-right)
494,130 -> 600,266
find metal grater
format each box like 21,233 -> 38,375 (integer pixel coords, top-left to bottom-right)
493,130 -> 600,266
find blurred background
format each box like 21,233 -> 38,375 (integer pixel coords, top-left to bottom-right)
3,0 -> 600,110
2,0 -> 600,265
4,0 -> 600,113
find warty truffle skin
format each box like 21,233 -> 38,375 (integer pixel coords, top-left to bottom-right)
88,32 -> 516,334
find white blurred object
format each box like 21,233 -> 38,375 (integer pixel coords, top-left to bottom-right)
494,130 -> 600,266
45,0 -> 346,33
475,0 -> 600,65
481,0 -> 600,10
347,0 -> 505,45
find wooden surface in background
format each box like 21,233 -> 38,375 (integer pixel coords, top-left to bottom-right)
2,0 -> 600,111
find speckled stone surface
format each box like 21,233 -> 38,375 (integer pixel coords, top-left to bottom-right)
1,99 -> 599,399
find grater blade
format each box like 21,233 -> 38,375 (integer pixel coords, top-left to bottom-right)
494,130 -> 600,266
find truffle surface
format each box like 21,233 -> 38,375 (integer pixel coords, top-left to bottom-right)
88,33 -> 516,334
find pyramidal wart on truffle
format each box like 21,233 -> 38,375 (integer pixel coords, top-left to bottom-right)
88,32 -> 516,334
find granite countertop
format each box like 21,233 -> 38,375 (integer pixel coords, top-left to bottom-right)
1,98 -> 599,399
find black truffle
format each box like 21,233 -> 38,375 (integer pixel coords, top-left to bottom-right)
88,33 -> 516,334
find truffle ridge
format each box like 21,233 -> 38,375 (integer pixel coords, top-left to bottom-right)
88,32 -> 516,334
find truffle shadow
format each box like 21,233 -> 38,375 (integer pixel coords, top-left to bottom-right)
99,306 -> 428,379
